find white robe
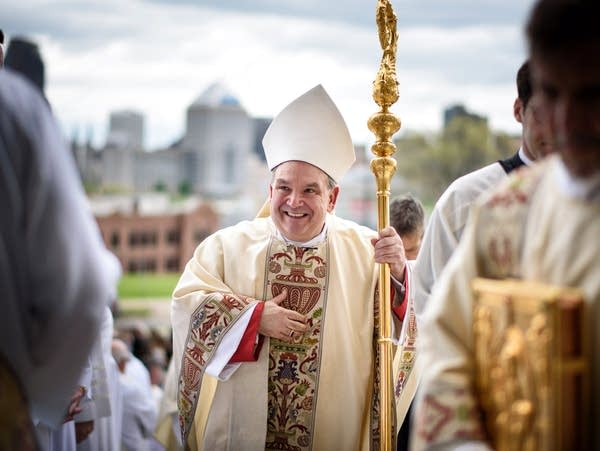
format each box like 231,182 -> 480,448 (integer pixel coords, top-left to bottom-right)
412,160 -> 507,315
77,307 -> 123,451
411,156 -> 600,450
35,363 -> 93,451
171,214 -> 408,450
154,360 -> 183,451
120,356 -> 159,451
0,70 -> 117,443
400,159 -> 509,441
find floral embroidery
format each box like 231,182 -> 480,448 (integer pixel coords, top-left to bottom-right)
265,242 -> 329,451
177,293 -> 253,444
395,304 -> 418,397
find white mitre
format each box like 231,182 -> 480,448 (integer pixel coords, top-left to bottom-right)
262,84 -> 356,183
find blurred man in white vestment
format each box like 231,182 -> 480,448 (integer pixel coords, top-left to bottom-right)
412,59 -> 554,317
411,0 -> 600,449
112,339 -> 158,451
395,57 -> 555,451
0,68 -> 116,450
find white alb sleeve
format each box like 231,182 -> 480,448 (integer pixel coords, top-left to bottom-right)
205,301 -> 259,380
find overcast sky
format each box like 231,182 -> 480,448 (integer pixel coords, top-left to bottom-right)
3,0 -> 538,149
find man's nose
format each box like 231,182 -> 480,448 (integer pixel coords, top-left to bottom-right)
287,191 -> 303,207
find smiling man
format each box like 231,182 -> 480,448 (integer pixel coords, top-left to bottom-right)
269,161 -> 339,244
170,85 -> 411,450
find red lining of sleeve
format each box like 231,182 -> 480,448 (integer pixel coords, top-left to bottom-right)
229,302 -> 265,363
391,267 -> 409,321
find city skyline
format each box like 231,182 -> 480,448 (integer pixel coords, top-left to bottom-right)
4,0 -> 536,149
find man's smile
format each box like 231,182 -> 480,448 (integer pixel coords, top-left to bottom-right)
284,211 -> 308,218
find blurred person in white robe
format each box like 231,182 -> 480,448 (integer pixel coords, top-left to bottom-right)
411,0 -> 600,449
112,339 -> 158,451
76,306 -> 124,451
0,66 -> 117,448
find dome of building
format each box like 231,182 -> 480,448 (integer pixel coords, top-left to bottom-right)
190,82 -> 242,109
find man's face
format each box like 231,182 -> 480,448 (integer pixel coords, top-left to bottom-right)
269,161 -> 339,242
532,46 -> 600,178
514,97 -> 554,161
400,229 -> 423,261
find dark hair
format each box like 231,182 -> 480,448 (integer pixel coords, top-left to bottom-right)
4,37 -> 45,93
0,30 -> 4,45
270,165 -> 337,190
516,61 -> 532,109
390,193 -> 425,237
527,0 -> 600,59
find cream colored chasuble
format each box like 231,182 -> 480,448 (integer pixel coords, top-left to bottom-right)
172,214 -> 396,451
413,157 -> 600,449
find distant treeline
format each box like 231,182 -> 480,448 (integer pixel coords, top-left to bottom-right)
394,115 -> 517,204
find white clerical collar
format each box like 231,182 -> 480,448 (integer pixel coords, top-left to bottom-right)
555,157 -> 600,202
518,147 -> 534,167
273,217 -> 329,248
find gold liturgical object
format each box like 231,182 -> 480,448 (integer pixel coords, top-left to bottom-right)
369,1 -> 401,450
472,278 -> 589,450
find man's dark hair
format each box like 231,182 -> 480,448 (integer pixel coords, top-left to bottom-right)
516,61 -> 532,109
4,37 -> 45,94
527,0 -> 600,58
270,166 -> 337,190
390,193 -> 425,237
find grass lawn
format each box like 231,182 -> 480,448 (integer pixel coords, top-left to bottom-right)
118,273 -> 180,299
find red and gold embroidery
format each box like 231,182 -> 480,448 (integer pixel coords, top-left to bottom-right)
485,165 -> 541,209
370,284 -> 384,448
265,242 -> 329,451
416,391 -> 485,444
395,304 -> 418,397
479,164 -> 545,279
177,292 -> 253,444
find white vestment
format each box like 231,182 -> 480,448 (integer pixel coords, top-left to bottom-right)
35,363 -> 92,451
171,214 -> 410,451
120,355 -> 158,451
77,307 -> 123,451
412,156 -> 600,450
413,161 -> 508,315
0,69 -> 117,448
398,158 -> 512,444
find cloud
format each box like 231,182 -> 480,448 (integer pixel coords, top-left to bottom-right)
3,0 -> 536,149
143,0 -> 534,29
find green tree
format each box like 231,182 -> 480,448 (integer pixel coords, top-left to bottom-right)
153,180 -> 167,192
178,179 -> 192,196
394,131 -> 437,202
395,116 -> 515,203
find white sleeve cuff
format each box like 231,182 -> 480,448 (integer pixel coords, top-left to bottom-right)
205,302 -> 258,381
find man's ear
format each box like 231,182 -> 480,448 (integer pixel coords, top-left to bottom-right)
328,186 -> 340,212
513,97 -> 524,124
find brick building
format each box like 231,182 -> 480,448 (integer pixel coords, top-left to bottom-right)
95,197 -> 219,273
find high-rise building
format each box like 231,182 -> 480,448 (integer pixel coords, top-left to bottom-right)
252,117 -> 271,161
73,83 -> 276,220
107,110 -> 145,150
183,83 -> 253,198
443,104 -> 487,128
